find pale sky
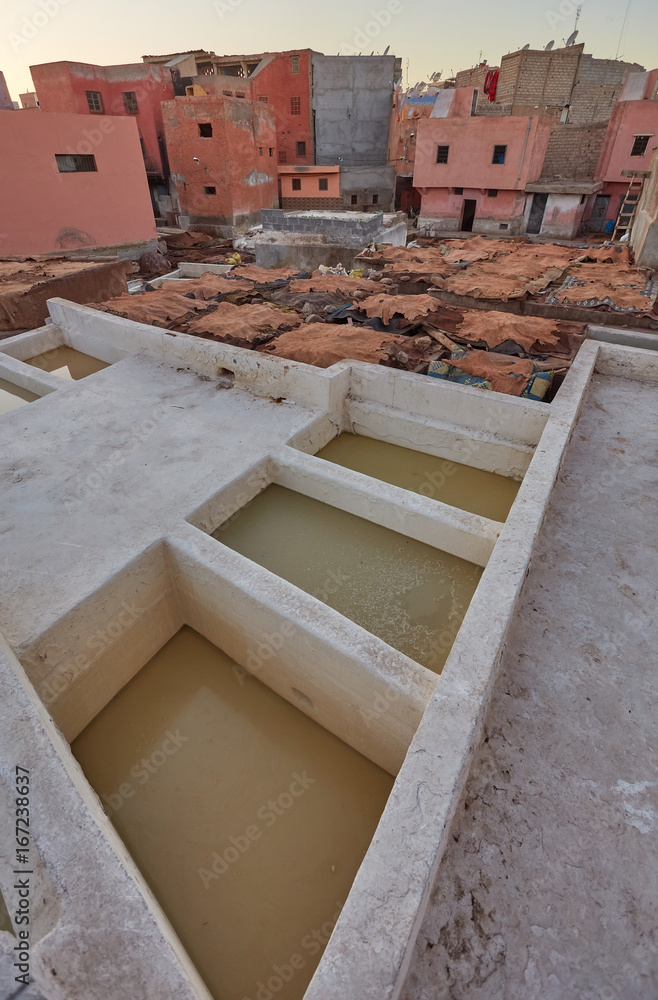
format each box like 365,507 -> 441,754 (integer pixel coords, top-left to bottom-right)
2,0 -> 656,102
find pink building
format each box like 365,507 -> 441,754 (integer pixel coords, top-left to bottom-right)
0,110 -> 157,256
414,108 -> 551,235
589,70 -> 658,233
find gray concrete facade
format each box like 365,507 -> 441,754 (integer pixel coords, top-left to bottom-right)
311,55 -> 397,168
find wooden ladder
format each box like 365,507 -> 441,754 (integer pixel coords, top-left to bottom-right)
612,174 -> 644,241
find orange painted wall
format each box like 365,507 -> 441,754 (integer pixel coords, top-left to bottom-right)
0,110 -> 156,255
278,167 -> 340,198
162,95 -> 279,231
414,115 -> 551,193
31,61 -> 174,176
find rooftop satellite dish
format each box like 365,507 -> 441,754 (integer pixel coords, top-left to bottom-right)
545,40 -> 555,51
383,45 -> 390,55
521,43 -> 530,50
566,29 -> 579,45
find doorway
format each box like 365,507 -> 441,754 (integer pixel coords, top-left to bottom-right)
589,194 -> 611,232
527,193 -> 548,235
461,199 -> 476,232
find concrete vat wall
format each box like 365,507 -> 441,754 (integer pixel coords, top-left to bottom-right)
0,110 -> 157,255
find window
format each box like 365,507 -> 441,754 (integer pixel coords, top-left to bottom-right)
259,147 -> 263,156
198,123 -> 213,137
580,194 -> 587,204
222,90 -> 233,97
487,189 -> 498,198
319,177 -> 328,191
372,194 -> 379,204
290,55 -> 300,74
122,91 -> 138,114
454,187 -> 463,195
631,135 -> 651,157
258,95 -> 269,103
351,194 -> 358,205
86,91 -> 103,113
235,91 -> 246,99
139,137 -> 146,157
269,148 -> 274,157
471,89 -> 478,116
499,223 -> 509,230
292,178 -> 302,191
436,145 -> 449,164
55,154 -> 97,173
291,96 -> 301,115
297,141 -> 306,156
204,186 -> 216,195
278,150 -> 287,163
492,144 -> 507,164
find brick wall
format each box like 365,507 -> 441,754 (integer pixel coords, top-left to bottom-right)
567,55 -> 644,124
511,46 -> 582,109
540,122 -> 608,180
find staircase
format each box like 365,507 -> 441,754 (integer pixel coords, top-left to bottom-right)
612,174 -> 645,241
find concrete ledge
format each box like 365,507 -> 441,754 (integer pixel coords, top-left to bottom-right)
304,341 -> 601,1000
272,446 -> 501,568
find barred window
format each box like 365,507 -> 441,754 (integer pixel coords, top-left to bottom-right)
292,178 -> 302,191
492,144 -> 507,164
291,96 -> 301,115
290,55 -> 300,73
122,91 -> 138,114
278,150 -> 287,163
55,154 -> 98,173
436,145 -> 449,164
631,135 -> 651,156
297,141 -> 306,156
319,178 -> 328,191
258,95 -> 269,102
86,91 -> 103,113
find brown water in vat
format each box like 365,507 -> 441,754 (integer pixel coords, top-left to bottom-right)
26,346 -> 109,380
215,485 -> 482,673
73,627 -> 392,1000
316,433 -> 520,522
0,378 -> 38,415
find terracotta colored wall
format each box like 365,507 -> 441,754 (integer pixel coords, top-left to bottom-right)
278,168 -> 340,198
162,95 -> 278,232
595,95 -> 658,184
31,61 -> 175,176
248,51 -> 313,166
414,115 -> 551,192
420,186 -> 524,228
0,110 -> 156,255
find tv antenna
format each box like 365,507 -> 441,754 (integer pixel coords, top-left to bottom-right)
615,0 -> 632,59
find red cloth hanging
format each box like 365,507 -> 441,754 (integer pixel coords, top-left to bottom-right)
488,70 -> 499,102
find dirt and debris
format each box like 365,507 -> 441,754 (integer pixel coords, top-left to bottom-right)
159,230 -> 256,270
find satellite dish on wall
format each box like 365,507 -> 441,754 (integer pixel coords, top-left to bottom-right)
545,40 -> 555,51
566,29 -> 579,46
521,43 -> 530,50
383,45 -> 390,55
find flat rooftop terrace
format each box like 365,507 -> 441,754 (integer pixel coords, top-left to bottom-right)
0,298 -> 655,999
405,369 -> 658,999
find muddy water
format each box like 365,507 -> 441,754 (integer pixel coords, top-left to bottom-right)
316,433 -> 520,522
0,378 -> 38,415
73,627 -> 392,1000
215,485 -> 482,673
26,346 -> 109,380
